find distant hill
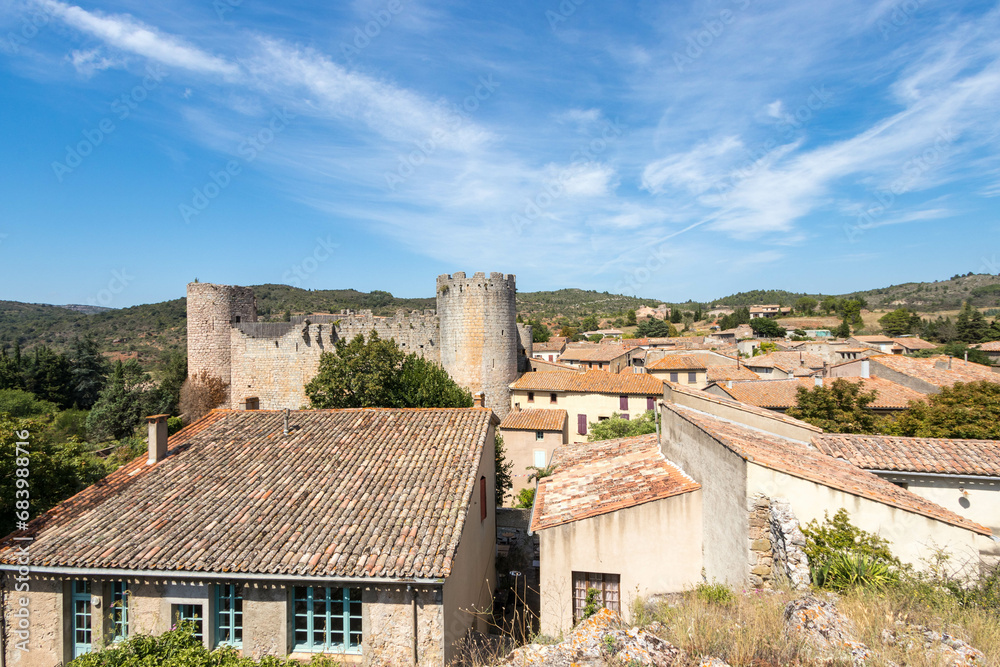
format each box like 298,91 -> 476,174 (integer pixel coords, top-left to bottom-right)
711,273 -> 1000,311
4,273 -> 998,369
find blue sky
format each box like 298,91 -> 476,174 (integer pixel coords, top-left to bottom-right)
1,0 -> 999,308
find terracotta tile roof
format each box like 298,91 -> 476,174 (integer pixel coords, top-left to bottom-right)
0,408 -> 496,578
647,355 -> 707,371
560,344 -> 630,363
743,351 -> 825,371
710,377 -> 925,410
978,341 -> 1000,352
871,354 -> 1000,387
853,335 -> 896,344
837,347 -> 871,354
668,405 -> 990,536
510,369 -> 664,395
706,366 -> 761,382
532,341 -> 567,353
665,381 -> 822,433
499,409 -> 567,432
531,434 -> 700,531
528,358 -> 582,373
892,337 -> 938,351
813,434 -> 1000,477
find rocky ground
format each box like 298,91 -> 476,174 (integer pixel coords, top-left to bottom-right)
498,596 -> 986,667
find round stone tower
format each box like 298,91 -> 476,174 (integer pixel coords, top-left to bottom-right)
436,272 -> 518,418
186,283 -> 257,403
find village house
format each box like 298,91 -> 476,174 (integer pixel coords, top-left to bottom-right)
704,376 -> 925,416
813,434 -> 1000,557
531,434 -> 703,634
527,357 -> 582,374
976,340 -> 1000,365
741,351 -> 825,379
749,304 -> 792,319
558,343 -> 635,373
531,339 -> 567,363
497,408 -> 568,500
828,354 -> 1000,394
0,408 -> 499,667
508,370 -> 664,443
645,355 -> 709,388
531,382 -> 993,635
849,335 -> 899,354
891,337 -> 939,354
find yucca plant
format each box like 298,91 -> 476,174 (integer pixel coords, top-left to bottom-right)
825,551 -> 897,591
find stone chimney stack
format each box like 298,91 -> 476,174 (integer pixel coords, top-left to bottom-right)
146,414 -> 170,464
473,392 -> 485,408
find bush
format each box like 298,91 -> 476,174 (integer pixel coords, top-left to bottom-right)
802,508 -> 901,590
179,371 -> 229,424
0,388 -> 58,417
694,582 -> 735,605
67,624 -> 341,666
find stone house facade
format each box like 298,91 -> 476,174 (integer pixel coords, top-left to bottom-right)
188,272 -> 529,418
497,408 -> 568,500
0,408 -> 499,667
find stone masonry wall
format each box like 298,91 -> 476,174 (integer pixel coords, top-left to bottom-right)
229,322 -> 338,410
747,494 -> 811,590
187,283 -> 257,404
436,272 -> 518,418
364,586 -> 443,667
188,273 -> 525,414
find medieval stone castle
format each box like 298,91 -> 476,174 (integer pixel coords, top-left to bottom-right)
187,272 -> 532,417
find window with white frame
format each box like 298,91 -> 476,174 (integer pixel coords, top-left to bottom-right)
572,572 -> 620,623
293,586 -> 362,653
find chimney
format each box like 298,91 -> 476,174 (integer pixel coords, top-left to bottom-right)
814,376 -> 823,388
727,380 -> 733,389
473,392 -> 485,408
146,414 -> 170,464
964,351 -> 968,363
861,359 -> 870,379
283,408 -> 290,436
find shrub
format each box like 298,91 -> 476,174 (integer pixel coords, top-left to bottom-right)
802,508 -> 901,590
582,588 -> 603,619
178,371 -> 229,424
0,388 -> 58,417
694,582 -> 735,605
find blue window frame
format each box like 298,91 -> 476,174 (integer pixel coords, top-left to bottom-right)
172,604 -> 204,641
214,584 -> 243,648
293,586 -> 362,653
111,582 -> 128,642
71,580 -> 92,658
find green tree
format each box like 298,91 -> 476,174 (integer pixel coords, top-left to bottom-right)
749,318 -> 787,338
86,360 -> 157,442
670,309 -> 682,324
527,318 -> 551,343
834,318 -> 851,338
635,318 -> 678,338
151,351 -> 187,415
587,410 -> 657,441
787,379 -> 880,434
0,389 -> 58,418
879,309 -> 919,337
23,346 -> 73,409
580,315 -> 600,332
840,299 -> 864,327
882,381 -> 1000,439
717,307 -> 751,330
495,433 -> 513,505
0,348 -> 23,391
956,301 -> 988,343
68,335 -> 109,410
1,414 -> 110,536
626,309 -> 637,326
306,331 -> 472,409
795,296 -> 818,315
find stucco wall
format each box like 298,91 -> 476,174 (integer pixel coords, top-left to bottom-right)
364,586 -> 443,667
647,368 -> 707,389
870,474 -> 1000,554
2,575 -> 63,667
663,384 -> 820,442
509,390 -> 659,444
441,423 -> 496,664
537,491 -> 703,636
499,427 -> 565,500
747,464 -> 994,570
242,583 -> 288,660
659,405 -> 749,585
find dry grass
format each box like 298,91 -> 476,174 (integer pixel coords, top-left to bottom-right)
638,588 -> 809,666
629,584 -> 1000,667
838,587 -> 1000,667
